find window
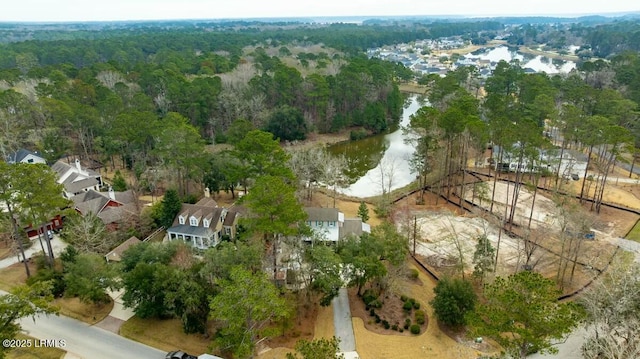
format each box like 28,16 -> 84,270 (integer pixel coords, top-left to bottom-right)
190,217 -> 198,226
179,216 -> 185,225
225,227 -> 231,235
316,221 -> 323,226
328,221 -> 335,227
203,219 -> 209,228
27,159 -> 34,163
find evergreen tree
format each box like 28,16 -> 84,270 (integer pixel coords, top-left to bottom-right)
156,189 -> 182,229
472,234 -> 495,281
111,170 -> 128,191
430,277 -> 477,327
357,201 -> 370,223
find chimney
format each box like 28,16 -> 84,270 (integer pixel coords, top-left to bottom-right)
75,158 -> 82,171
204,187 -> 210,198
108,186 -> 115,200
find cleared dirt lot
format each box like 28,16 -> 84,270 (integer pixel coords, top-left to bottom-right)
396,179 -> 635,294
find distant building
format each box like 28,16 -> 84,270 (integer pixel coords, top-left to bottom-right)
52,158 -> 103,198
492,145 -> 587,178
5,149 -> 46,165
303,207 -> 370,242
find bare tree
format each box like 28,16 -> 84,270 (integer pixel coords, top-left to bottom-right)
61,212 -> 116,255
374,156 -> 398,217
581,257 -> 640,359
322,153 -> 348,208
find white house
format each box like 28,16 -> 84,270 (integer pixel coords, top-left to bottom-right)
303,207 -> 370,242
51,158 -> 102,198
492,145 -> 587,179
5,149 -> 46,164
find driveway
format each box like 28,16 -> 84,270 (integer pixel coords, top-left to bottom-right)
0,234 -> 67,269
332,288 -> 356,352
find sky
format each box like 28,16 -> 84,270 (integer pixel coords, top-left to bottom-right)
2,0 -> 639,22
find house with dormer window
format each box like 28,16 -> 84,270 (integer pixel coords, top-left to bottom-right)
303,207 -> 370,242
166,196 -> 239,249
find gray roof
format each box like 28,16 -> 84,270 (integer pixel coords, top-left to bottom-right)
51,160 -> 101,178
171,201 -> 224,232
223,210 -> 239,226
52,159 -> 102,195
65,176 -> 100,195
71,189 -> 137,224
6,149 -> 43,163
304,207 -> 338,222
340,218 -> 365,239
72,191 -> 110,215
97,203 -> 137,224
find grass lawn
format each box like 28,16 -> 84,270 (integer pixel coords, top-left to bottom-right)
120,317 -> 210,355
625,219 -> 640,242
53,297 -> 113,325
6,334 -> 65,359
0,262 -> 112,325
0,262 -> 37,291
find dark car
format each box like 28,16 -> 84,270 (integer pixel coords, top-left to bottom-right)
165,351 -> 198,359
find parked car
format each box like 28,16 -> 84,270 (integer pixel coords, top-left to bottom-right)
165,351 -> 198,359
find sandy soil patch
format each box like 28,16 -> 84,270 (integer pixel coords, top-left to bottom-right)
463,181 -> 560,231
414,211 -> 523,277
564,180 -> 640,210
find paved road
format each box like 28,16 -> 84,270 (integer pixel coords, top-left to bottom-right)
18,312 -> 165,359
332,288 -> 356,352
2,238 -> 164,359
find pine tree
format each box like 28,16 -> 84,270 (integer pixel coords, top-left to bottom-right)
357,201 -> 370,223
472,234 -> 495,281
111,170 -> 128,191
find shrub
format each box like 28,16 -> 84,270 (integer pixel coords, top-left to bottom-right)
413,301 -> 421,310
399,328 -> 404,333
26,268 -> 66,297
369,299 -> 383,308
410,324 -> 421,334
350,129 -> 368,141
391,324 -> 398,331
400,294 -> 409,302
362,289 -> 378,306
369,309 -> 376,317
415,310 -> 426,325
404,323 -> 410,330
382,320 -> 390,329
409,268 -> 420,280
375,315 -> 381,323
430,277 -> 477,327
403,301 -> 414,311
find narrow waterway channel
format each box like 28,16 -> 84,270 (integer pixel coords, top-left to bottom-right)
328,95 -> 425,198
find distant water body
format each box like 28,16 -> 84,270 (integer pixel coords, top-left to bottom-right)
466,46 -> 576,73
